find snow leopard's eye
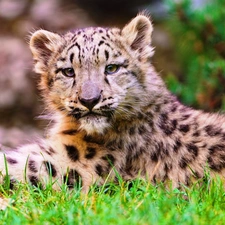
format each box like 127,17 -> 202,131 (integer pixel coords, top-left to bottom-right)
62,68 -> 75,77
105,64 -> 120,75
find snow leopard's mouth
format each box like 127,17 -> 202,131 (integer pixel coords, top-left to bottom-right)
81,112 -> 106,119
71,110 -> 112,120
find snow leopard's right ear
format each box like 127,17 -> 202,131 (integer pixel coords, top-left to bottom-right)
122,14 -> 153,51
29,30 -> 62,73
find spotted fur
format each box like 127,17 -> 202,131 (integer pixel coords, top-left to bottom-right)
1,14 -> 225,193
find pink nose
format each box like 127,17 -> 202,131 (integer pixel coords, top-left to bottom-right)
78,81 -> 101,110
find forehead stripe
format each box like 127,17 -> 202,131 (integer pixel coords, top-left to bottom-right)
66,42 -> 81,53
67,43 -> 76,53
70,53 -> 74,63
98,40 -> 104,46
105,50 -> 109,61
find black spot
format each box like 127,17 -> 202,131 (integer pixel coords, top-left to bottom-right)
58,57 -> 66,61
209,144 -> 225,153
56,105 -> 66,112
129,126 -> 136,136
171,104 -> 177,112
43,147 -> 56,156
162,172 -> 168,182
38,144 -> 53,156
63,169 -> 81,189
186,143 -> 198,157
147,120 -> 154,132
179,124 -> 190,133
155,141 -> 169,157
124,154 -> 133,174
138,125 -> 146,135
62,129 -> 78,135
129,71 -> 139,78
117,139 -> 124,149
137,112 -> 144,120
174,139 -> 182,152
9,178 -> 16,189
83,135 -> 93,143
102,154 -> 115,165
172,119 -> 177,128
193,171 -> 202,179
6,157 -> 17,165
150,152 -> 158,162
70,53 -> 74,63
106,140 -> 118,151
158,113 -> 177,135
154,105 -> 161,113
105,50 -> 109,61
65,145 -> 79,161
164,163 -> 172,173
48,147 -> 55,154
3,176 -> 17,189
207,156 -> 225,172
161,145 -> 169,156
137,147 -> 145,156
48,78 -> 54,87
180,114 -> 191,121
96,48 -> 99,56
44,161 -> 57,177
28,175 -> 40,187
55,68 -> 61,74
221,133 -> 225,141
28,160 -> 38,173
193,131 -> 200,137
185,176 -> 191,186
204,125 -> 222,136
124,105 -> 133,111
95,164 -> 103,176
98,40 -> 104,46
179,106 -> 190,113
85,147 -> 97,159
127,142 -> 137,152
179,157 -> 188,169
83,134 -> 104,145
152,175 -> 157,184
146,111 -> 153,120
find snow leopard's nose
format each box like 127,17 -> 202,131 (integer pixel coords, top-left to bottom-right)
78,81 -> 101,111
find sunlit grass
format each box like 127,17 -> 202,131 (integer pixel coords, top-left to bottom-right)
0,175 -> 225,225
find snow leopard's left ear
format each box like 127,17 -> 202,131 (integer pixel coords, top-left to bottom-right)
29,30 -> 62,73
122,14 -> 153,50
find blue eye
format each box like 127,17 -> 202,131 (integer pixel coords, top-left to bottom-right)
62,68 -> 75,77
105,64 -> 120,75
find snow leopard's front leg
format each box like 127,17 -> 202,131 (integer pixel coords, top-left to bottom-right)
0,141 -> 99,193
0,143 -> 66,190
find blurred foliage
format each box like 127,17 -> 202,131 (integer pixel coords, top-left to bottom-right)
165,0 -> 225,111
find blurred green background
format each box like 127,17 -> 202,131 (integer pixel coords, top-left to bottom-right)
0,0 -> 224,147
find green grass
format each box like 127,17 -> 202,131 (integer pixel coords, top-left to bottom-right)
0,177 -> 225,225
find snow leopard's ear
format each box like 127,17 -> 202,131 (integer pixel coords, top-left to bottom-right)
121,14 -> 153,50
29,30 -> 62,73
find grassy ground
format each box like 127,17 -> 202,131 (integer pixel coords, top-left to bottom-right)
0,176 -> 225,225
